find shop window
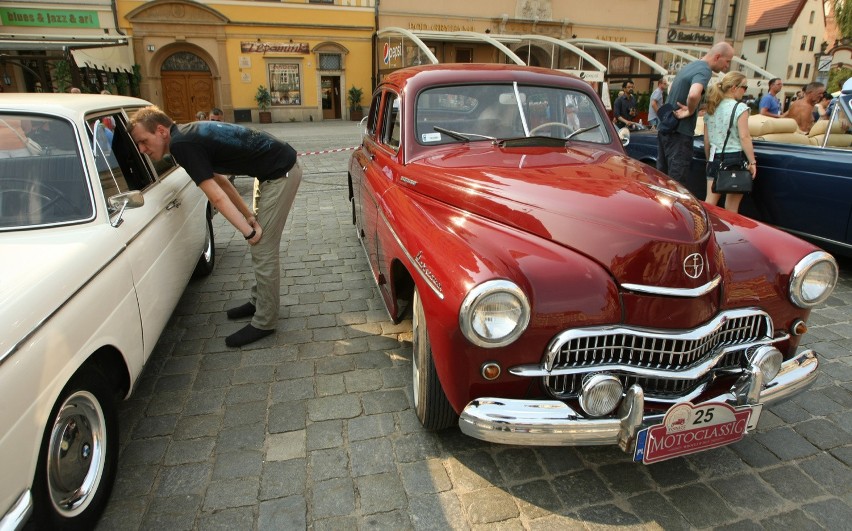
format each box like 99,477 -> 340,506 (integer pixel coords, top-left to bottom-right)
669,0 -> 716,28
456,48 -> 473,63
318,53 -> 342,71
268,63 -> 301,106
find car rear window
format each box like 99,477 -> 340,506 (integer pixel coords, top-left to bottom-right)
0,114 -> 94,230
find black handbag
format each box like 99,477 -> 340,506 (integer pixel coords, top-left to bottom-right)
710,105 -> 752,194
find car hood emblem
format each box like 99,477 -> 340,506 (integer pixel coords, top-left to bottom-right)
683,253 -> 704,279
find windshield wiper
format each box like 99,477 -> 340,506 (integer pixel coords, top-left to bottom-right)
498,136 -> 567,147
565,123 -> 601,141
433,126 -> 495,142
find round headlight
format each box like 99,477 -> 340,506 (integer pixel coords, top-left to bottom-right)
749,345 -> 783,382
790,251 -> 838,308
459,280 -> 530,348
579,374 -> 623,417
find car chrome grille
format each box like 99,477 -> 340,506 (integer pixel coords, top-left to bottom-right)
545,311 -> 771,399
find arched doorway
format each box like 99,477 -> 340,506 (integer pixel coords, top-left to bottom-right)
161,51 -> 214,123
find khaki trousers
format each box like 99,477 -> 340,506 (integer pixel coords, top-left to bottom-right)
249,162 -> 302,330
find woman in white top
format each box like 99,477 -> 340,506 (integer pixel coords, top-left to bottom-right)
703,71 -> 757,213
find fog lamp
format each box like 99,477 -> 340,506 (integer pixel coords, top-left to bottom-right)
579,374 -> 623,417
749,346 -> 783,382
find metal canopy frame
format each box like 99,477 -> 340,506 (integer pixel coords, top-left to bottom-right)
375,29 -> 774,83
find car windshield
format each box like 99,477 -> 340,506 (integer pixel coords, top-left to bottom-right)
0,113 -> 93,230
415,83 -> 609,146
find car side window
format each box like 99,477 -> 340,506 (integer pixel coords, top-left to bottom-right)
381,94 -> 401,151
366,92 -> 382,137
86,113 -> 155,214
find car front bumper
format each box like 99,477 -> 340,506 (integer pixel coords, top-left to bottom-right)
458,349 -> 819,448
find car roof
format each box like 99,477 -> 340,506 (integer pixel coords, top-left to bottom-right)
380,63 -> 591,93
0,93 -> 150,118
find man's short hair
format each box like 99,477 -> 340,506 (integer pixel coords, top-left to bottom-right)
128,105 -> 174,133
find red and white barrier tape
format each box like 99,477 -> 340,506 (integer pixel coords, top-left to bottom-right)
297,146 -> 358,156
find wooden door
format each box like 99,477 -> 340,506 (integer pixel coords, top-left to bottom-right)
321,76 -> 341,120
162,72 -> 214,123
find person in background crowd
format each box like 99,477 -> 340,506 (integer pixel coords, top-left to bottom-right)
0,118 -> 32,158
69,87 -> 82,94
786,82 -> 825,133
100,89 -> 111,95
657,41 -> 734,184
196,111 -> 207,121
759,78 -> 783,118
813,93 -> 833,121
647,78 -> 668,129
613,80 -> 642,130
208,107 -> 235,182
564,100 -> 580,130
129,106 -> 302,348
703,72 -> 757,214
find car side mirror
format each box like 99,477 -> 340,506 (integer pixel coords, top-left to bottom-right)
619,127 -> 631,147
108,190 -> 144,227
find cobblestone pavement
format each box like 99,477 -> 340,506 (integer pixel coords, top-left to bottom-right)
97,121 -> 852,530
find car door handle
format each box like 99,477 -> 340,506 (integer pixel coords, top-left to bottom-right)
166,198 -> 182,210
361,154 -> 375,171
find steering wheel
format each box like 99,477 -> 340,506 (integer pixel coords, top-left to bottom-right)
529,122 -> 573,136
0,178 -> 80,217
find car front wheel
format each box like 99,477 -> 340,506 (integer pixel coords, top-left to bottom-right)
32,368 -> 118,530
412,288 -> 457,430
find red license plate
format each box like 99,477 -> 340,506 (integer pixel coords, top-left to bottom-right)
634,402 -> 759,464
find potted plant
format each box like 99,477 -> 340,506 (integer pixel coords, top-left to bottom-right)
255,84 -> 273,123
348,85 -> 364,121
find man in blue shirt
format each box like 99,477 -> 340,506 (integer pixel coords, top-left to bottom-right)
657,42 -> 734,184
759,78 -> 784,118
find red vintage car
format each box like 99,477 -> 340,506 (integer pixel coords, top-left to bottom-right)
347,64 -> 838,462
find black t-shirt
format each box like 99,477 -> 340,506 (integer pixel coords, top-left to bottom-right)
614,95 -> 637,121
169,122 -> 297,184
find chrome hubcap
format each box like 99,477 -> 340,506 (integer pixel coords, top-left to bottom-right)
47,391 -> 106,517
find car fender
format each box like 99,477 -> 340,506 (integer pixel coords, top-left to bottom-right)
0,242 -> 142,524
377,185 -> 621,411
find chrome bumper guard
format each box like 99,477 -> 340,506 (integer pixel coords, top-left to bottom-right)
458,349 -> 819,448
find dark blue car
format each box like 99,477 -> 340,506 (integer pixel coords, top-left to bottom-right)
623,92 -> 852,258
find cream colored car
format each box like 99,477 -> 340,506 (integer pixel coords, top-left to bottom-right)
0,94 -> 215,530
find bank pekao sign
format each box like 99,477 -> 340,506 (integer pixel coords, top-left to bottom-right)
667,29 -> 714,45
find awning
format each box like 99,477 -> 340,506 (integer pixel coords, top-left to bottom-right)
72,43 -> 134,72
0,35 -> 128,51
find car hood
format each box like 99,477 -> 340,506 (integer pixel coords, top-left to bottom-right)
407,145 -> 718,289
0,226 -> 125,357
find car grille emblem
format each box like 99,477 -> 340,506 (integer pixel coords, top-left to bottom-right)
683,253 -> 704,279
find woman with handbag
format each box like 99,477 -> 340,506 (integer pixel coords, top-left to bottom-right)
703,71 -> 757,213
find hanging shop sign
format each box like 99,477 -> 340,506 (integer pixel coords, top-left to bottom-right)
240,42 -> 310,54
0,7 -> 99,28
